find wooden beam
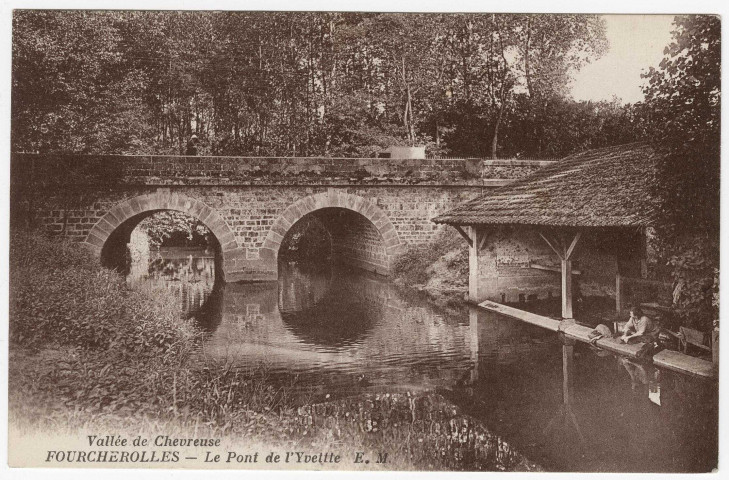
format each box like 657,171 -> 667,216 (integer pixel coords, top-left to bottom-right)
562,258 -> 574,319
538,231 -> 564,260
530,263 -> 581,275
478,301 -> 561,332
616,272 -> 623,313
477,228 -> 490,252
453,225 -> 473,247
563,343 -> 574,405
565,232 -> 582,260
640,227 -> 648,279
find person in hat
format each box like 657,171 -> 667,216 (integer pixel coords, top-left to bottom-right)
186,134 -> 199,155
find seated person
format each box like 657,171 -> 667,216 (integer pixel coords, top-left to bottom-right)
620,306 -> 660,344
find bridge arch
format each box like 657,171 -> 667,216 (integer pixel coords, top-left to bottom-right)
84,191 -> 238,280
262,190 -> 404,274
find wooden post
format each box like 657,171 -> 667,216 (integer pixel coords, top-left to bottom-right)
538,229 -> 581,320
469,308 -> 480,383
640,228 -> 648,279
616,272 -> 623,314
562,343 -> 574,405
562,258 -> 573,320
468,226 -> 479,302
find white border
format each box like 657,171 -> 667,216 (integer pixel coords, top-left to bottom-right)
0,2 -> 726,480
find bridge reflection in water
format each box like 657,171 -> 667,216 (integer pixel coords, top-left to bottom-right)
127,247 -> 717,473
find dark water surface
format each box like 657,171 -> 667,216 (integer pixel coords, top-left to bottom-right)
129,247 -> 718,472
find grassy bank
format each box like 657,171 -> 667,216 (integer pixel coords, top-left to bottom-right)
392,227 -> 469,306
8,230 -> 540,471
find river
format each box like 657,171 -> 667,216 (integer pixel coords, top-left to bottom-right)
128,246 -> 718,472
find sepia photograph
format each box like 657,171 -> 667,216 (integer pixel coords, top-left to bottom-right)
3,2 -> 723,475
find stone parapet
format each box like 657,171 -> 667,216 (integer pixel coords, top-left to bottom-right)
11,153 -> 553,187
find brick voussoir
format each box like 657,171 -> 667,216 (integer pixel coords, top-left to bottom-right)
282,207 -> 300,225
359,202 -> 376,219
315,192 -> 332,209
129,197 -> 143,214
373,216 -> 389,230
187,199 -> 206,218
136,194 -> 153,212
301,195 -> 317,213
92,219 -> 114,237
221,240 -> 238,252
262,237 -> 280,251
350,195 -> 365,213
289,202 -> 306,220
86,232 -> 106,248
101,211 -> 122,229
267,230 -> 283,245
271,221 -> 289,239
108,206 -> 128,224
382,229 -> 399,244
119,201 -> 135,219
198,206 -> 214,225
217,230 -> 236,247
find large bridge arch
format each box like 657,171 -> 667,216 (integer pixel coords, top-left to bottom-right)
261,190 -> 405,275
83,191 -> 239,281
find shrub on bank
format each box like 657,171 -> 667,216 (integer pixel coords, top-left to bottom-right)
9,230 -> 197,357
393,227 -> 468,290
9,229 -> 291,421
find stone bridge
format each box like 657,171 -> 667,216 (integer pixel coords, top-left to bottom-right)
11,153 -> 553,282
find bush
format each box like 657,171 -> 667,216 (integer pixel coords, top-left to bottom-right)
393,228 -> 468,286
9,229 -> 294,422
665,233 -> 719,331
9,230 -> 198,357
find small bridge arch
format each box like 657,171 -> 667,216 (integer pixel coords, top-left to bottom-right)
84,191 -> 238,280
262,190 -> 405,275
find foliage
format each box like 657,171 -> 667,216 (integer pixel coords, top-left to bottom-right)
8,229 -> 288,419
137,211 -> 212,248
640,16 -> 720,330
651,228 -> 719,332
8,231 -> 543,472
279,215 -> 332,261
11,11 -> 629,158
641,15 -> 720,231
9,230 -> 198,355
393,227 -> 468,287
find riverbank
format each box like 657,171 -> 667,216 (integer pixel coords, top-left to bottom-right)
392,228 -> 469,307
8,230 -> 540,471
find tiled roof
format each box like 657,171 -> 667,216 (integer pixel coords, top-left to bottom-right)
433,142 -> 659,228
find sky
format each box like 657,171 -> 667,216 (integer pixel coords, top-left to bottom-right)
570,14 -> 676,104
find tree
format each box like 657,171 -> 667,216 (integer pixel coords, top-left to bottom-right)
642,15 -> 720,231
641,15 -> 720,331
12,12 -> 613,158
12,11 -> 156,154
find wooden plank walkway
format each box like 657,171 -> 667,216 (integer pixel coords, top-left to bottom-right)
478,301 -> 717,380
653,350 -> 717,379
478,301 -> 560,332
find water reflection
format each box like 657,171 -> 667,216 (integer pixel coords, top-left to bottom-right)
127,248 -> 717,472
127,247 -> 217,322
199,262 -> 476,395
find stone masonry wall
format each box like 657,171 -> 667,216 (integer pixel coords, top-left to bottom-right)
11,153 -> 552,282
18,185 -> 484,281
12,153 -> 550,187
469,226 -> 623,304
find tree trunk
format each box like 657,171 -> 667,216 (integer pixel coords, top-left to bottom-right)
491,102 -> 504,159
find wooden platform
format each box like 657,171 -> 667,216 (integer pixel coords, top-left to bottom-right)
478,301 -> 560,332
478,301 -> 717,380
653,349 -> 717,379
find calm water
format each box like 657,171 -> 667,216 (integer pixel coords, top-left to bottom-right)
129,247 -> 718,472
